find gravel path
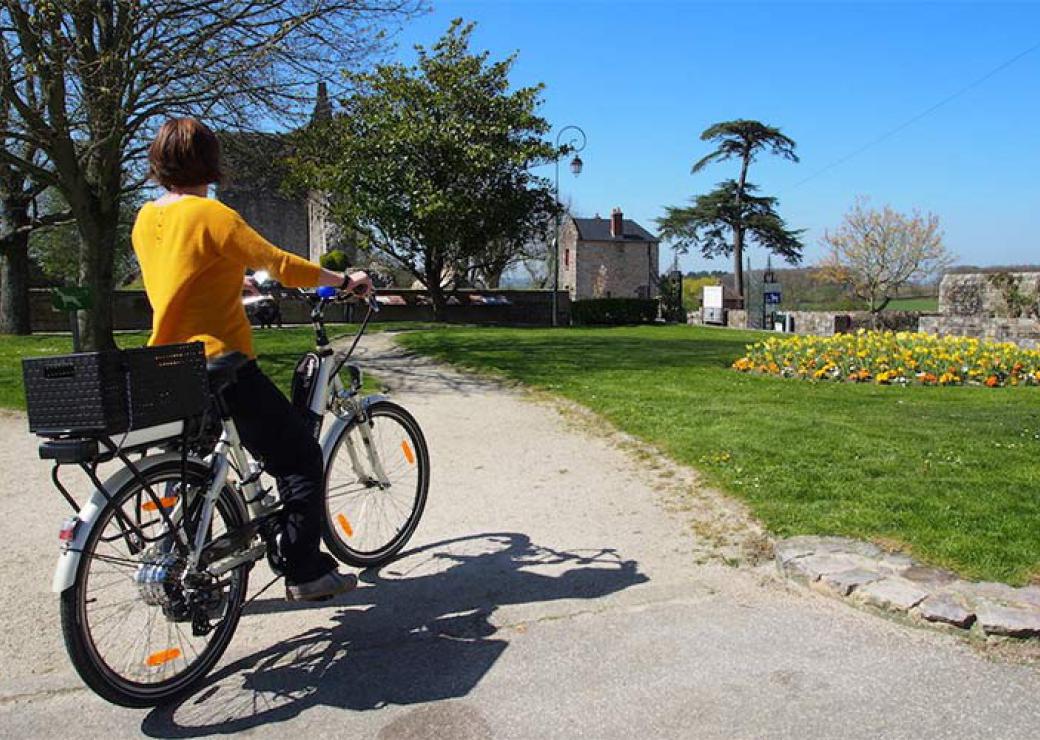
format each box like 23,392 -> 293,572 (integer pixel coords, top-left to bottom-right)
1,332 -> 1038,738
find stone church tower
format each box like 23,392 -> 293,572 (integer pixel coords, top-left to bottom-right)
217,83 -> 346,264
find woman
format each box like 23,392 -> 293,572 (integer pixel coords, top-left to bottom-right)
132,117 -> 370,601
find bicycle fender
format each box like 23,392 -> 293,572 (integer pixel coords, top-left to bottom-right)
320,394 -> 389,467
52,452 -> 191,594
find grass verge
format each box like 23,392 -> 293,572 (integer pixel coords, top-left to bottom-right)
398,324 -> 1040,584
0,323 -> 387,409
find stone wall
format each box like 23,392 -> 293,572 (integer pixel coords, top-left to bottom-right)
782,311 -> 851,336
916,271 -> 1040,348
27,288 -> 571,332
703,308 -> 921,336
919,315 -> 1040,349
939,271 -> 1040,317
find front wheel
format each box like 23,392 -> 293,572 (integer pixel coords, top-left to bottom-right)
60,459 -> 249,707
322,400 -> 430,567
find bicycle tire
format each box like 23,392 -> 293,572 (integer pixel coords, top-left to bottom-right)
60,458 -> 249,707
322,400 -> 430,567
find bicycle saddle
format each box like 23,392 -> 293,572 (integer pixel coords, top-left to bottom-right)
206,351 -> 250,394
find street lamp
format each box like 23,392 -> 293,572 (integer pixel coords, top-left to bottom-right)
551,125 -> 587,327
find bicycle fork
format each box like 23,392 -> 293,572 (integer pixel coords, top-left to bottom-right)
339,411 -> 392,488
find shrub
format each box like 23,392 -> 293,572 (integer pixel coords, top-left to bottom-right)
320,249 -> 349,271
732,330 -> 1040,387
572,298 -> 658,325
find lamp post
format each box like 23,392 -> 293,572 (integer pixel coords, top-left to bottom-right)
551,125 -> 586,327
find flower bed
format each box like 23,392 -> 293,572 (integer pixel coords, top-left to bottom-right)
732,331 -> 1040,387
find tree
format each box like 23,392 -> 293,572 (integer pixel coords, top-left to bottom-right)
291,20 -> 560,320
662,120 -> 800,305
467,227 -> 553,289
0,62 -> 67,333
818,199 -> 953,326
29,189 -> 140,287
0,0 -> 420,349
0,108 -> 39,334
658,180 -> 804,293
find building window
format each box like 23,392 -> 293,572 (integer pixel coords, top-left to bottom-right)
564,248 -> 569,268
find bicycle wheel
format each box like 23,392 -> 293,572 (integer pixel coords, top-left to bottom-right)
60,458 -> 249,707
323,400 -> 430,567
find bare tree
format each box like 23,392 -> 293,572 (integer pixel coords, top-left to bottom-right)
0,0 -> 421,348
0,60 -> 72,333
819,198 -> 954,326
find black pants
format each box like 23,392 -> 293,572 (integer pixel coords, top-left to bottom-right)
222,361 -> 335,584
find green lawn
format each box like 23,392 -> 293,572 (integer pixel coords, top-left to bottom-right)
886,296 -> 939,312
788,296 -> 939,312
0,324 -> 374,409
398,325 -> 1040,584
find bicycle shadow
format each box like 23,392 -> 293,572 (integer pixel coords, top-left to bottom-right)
141,531 -> 647,737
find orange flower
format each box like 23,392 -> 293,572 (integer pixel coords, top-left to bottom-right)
985,375 -> 1000,388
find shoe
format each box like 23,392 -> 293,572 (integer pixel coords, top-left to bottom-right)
285,570 -> 358,602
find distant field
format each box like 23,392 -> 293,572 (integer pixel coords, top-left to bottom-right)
788,296 -> 939,313
885,296 -> 939,312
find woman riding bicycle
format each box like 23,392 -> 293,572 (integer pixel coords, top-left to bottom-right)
132,117 -> 371,601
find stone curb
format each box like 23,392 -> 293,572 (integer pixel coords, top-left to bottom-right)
774,536 -> 1040,639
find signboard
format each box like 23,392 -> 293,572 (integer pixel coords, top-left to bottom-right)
763,282 -> 781,305
51,286 -> 93,312
702,285 -> 723,309
764,292 -> 782,305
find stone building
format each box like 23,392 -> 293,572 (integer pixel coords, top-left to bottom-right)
558,208 -> 660,300
216,83 -> 343,264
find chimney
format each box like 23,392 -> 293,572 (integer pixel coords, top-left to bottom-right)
610,207 -> 623,238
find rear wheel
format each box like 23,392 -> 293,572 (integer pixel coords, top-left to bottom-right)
322,400 -> 429,567
60,459 -> 248,707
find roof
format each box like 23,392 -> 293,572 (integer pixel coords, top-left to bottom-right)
572,216 -> 658,243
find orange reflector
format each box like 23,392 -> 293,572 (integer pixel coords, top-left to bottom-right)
401,440 -> 415,465
146,648 -> 181,667
336,513 -> 354,538
142,496 -> 178,512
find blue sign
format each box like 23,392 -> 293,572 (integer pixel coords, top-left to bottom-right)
764,292 -> 782,304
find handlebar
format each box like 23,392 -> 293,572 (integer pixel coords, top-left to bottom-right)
253,281 -> 380,313
245,278 -> 379,355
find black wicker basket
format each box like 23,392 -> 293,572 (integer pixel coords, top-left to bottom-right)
22,342 -> 209,437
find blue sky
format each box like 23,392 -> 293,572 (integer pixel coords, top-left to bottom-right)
386,1 -> 1040,274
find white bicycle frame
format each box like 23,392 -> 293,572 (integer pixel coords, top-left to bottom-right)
52,324 -> 390,593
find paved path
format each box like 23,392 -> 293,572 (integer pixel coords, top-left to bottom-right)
1,332 -> 1039,738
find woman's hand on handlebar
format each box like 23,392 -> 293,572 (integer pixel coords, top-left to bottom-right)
317,267 -> 372,299
342,271 -> 373,299
242,274 -> 261,296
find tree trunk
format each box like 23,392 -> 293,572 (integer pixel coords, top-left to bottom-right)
74,202 -> 120,351
732,149 -> 752,308
484,265 -> 506,289
425,255 -> 447,322
0,233 -> 32,334
732,227 -> 745,309
0,196 -> 32,334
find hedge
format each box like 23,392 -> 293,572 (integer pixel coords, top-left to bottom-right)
319,249 -> 350,271
571,298 -> 658,325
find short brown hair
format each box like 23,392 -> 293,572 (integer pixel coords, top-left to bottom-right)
148,118 -> 222,189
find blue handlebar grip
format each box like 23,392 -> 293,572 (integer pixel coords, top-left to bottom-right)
316,286 -> 338,300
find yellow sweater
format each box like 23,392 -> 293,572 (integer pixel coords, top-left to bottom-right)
131,196 -> 321,359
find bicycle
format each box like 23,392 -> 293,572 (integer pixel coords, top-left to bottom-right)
24,284 -> 430,707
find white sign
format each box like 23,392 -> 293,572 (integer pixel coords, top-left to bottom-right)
703,285 -> 723,309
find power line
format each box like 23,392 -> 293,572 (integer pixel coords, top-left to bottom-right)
787,38 -> 1040,191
